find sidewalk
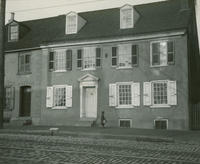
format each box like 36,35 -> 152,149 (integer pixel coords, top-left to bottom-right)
1,124 -> 200,144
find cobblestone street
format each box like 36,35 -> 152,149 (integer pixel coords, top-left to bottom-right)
0,133 -> 200,164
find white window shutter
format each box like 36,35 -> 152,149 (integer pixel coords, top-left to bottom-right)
168,81 -> 177,105
132,82 -> 140,106
143,82 -> 151,106
46,87 -> 53,108
66,85 -> 73,107
109,84 -> 117,106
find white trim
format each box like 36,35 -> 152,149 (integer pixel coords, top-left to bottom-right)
79,76 -> 98,119
119,119 -> 132,128
5,47 -> 40,53
40,30 -> 186,49
154,118 -> 168,129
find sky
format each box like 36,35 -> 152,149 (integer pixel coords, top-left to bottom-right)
5,0 -> 166,22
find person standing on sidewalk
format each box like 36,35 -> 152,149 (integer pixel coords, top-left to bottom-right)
101,111 -> 107,128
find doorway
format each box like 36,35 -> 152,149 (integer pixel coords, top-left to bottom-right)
19,86 -> 31,117
82,87 -> 97,118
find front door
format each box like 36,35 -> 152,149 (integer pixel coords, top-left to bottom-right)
19,86 -> 31,117
83,87 -> 97,118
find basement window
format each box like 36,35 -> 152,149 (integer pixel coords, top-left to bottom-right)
119,119 -> 132,128
154,119 -> 168,129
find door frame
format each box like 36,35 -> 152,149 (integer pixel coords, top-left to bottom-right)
19,86 -> 31,117
78,74 -> 99,119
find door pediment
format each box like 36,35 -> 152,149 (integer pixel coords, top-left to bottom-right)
78,73 -> 99,82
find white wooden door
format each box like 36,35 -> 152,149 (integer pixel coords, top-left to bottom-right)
84,87 -> 97,118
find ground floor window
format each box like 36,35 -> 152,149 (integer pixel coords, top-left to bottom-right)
5,86 -> 15,111
154,119 -> 168,129
46,85 -> 72,109
119,119 -> 132,128
54,86 -> 66,107
118,84 -> 132,106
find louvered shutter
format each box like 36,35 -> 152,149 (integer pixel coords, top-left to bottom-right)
46,87 -> 53,108
11,87 -> 15,110
66,85 -> 72,107
66,50 -> 72,71
132,82 -> 140,106
49,51 -> 55,71
143,82 -> 151,106
168,81 -> 177,105
109,84 -> 117,106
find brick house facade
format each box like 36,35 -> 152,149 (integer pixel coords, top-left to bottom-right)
4,0 -> 200,130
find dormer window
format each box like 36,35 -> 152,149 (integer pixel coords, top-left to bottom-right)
120,5 -> 134,29
66,12 -> 77,34
8,24 -> 19,42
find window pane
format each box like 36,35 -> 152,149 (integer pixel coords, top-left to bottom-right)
119,44 -> 132,67
67,15 -> 76,33
55,51 -> 66,71
25,55 -> 30,64
153,82 -> 167,105
54,87 -> 66,107
119,84 -> 132,105
121,8 -> 132,28
83,47 -> 95,69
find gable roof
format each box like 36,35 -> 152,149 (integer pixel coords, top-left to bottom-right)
5,0 -> 192,51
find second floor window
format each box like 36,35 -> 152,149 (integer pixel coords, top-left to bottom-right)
8,24 -> 19,41
77,47 -> 102,70
151,41 -> 174,67
49,50 -> 72,72
112,44 -> 139,68
19,53 -> 31,74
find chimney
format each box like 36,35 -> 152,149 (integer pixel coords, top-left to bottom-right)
9,12 -> 15,22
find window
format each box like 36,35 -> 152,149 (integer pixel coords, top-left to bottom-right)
113,44 -> 138,68
109,82 -> 140,108
119,119 -> 132,128
143,80 -> 177,107
112,47 -> 117,66
120,5 -> 133,29
118,84 -> 132,106
152,82 -> 168,105
5,87 -> 15,111
81,47 -> 102,70
77,49 -> 82,68
54,86 -> 66,108
151,41 -> 174,66
96,48 -> 101,67
19,53 -> 31,74
66,13 -> 77,34
154,119 -> 168,129
49,50 -> 72,72
55,50 -> 66,71
9,24 -> 19,41
46,85 -> 72,108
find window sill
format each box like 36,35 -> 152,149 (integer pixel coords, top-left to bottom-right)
150,105 -> 171,108
81,68 -> 96,71
116,105 -> 134,109
53,70 -> 67,73
150,65 -> 168,68
51,107 -> 68,110
116,67 -> 133,70
17,72 -> 32,75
